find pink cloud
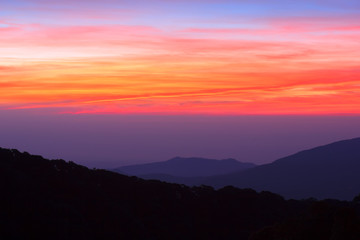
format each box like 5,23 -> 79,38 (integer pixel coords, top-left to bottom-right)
0,23 -> 161,51
182,15 -> 360,37
264,14 -> 360,33
2,10 -> 359,61
181,28 -> 271,35
13,5 -> 139,22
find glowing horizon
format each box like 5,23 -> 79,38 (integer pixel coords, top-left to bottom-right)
1,0 -> 360,114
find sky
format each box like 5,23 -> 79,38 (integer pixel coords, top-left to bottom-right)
1,0 -> 360,167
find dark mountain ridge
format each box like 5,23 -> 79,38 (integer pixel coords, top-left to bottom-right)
134,173 -> 206,186
1,146 -> 360,239
114,156 -> 256,177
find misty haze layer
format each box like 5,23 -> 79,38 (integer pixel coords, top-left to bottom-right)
1,110 -> 360,168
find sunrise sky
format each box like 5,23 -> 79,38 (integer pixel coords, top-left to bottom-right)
2,0 -> 360,114
1,0 -> 360,167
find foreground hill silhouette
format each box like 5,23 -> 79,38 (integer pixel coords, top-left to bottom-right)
203,137 -> 360,200
1,147 -> 360,239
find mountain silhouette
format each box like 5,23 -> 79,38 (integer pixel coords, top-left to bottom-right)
113,157 -> 256,178
1,147 -> 360,239
129,173 -> 207,185
204,137 -> 360,200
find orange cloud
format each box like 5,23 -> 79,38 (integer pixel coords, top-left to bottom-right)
2,13 -> 360,115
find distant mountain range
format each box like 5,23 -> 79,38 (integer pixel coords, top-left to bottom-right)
114,138 -> 360,200
204,137 -> 360,200
113,157 -> 256,184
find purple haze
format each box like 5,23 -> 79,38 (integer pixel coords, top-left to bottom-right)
1,109 -> 360,168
